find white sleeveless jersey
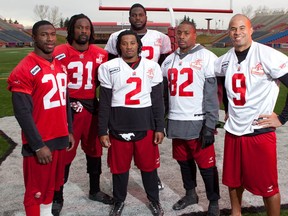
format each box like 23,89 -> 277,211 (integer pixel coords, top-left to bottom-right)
105,29 -> 171,62
161,44 -> 217,120
98,57 -> 163,108
215,41 -> 288,135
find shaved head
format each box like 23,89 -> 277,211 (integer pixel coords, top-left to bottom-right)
228,13 -> 253,51
229,14 -> 252,29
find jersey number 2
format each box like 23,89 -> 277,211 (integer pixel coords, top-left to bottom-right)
125,77 -> 141,105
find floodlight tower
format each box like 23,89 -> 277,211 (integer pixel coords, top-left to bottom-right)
205,18 -> 213,34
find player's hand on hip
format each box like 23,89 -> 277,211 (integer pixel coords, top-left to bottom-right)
258,112 -> 282,128
99,135 -> 111,148
154,132 -> 164,144
36,146 -> 52,164
67,133 -> 75,151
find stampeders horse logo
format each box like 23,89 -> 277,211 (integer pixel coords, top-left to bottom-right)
96,54 -> 105,64
279,62 -> 286,69
146,68 -> 154,78
119,133 -> 135,141
154,38 -> 162,46
251,62 -> 265,75
190,59 -> 203,70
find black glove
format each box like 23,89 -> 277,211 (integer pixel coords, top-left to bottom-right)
201,125 -> 215,149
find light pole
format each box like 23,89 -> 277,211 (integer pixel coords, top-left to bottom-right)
205,18 -> 213,34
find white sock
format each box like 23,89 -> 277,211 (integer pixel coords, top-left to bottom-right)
40,203 -> 53,216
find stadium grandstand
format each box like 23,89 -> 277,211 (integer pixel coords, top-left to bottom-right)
0,18 -> 33,47
1,12 -> 288,49
212,12 -> 288,48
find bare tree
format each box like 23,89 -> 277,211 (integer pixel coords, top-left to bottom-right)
33,4 -> 62,27
255,6 -> 270,15
242,5 -> 254,18
48,6 -> 62,27
34,4 -> 49,20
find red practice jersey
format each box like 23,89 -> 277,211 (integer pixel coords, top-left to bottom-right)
7,52 -> 69,144
54,44 -> 108,99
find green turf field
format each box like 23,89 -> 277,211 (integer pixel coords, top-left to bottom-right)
0,46 -> 287,118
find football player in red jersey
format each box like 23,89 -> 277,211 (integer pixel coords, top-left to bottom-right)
98,30 -> 165,216
53,14 -> 113,215
7,20 -> 73,216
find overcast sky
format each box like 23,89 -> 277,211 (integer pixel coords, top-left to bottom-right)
1,0 -> 287,29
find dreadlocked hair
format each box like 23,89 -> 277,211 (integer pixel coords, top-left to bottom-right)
66,13 -> 95,45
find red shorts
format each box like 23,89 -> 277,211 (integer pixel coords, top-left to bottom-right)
222,132 -> 279,197
172,138 -> 216,168
108,130 -> 160,174
65,108 -> 102,164
23,149 -> 66,209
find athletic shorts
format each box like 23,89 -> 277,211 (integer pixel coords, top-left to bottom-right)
222,132 -> 279,197
107,130 -> 160,174
65,108 -> 102,164
23,149 -> 66,208
172,138 -> 216,169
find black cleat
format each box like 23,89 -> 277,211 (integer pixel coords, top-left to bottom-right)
51,200 -> 63,216
89,191 -> 114,205
149,201 -> 164,216
109,202 -> 125,216
172,190 -> 199,210
207,201 -> 220,216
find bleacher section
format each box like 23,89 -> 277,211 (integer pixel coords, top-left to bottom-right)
0,18 -> 32,47
258,30 -> 288,44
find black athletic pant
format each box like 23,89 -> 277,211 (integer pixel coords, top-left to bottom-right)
178,160 -> 220,201
53,155 -> 102,201
112,169 -> 159,203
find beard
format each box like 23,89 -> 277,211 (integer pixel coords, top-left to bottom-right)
130,22 -> 146,31
75,34 -> 89,45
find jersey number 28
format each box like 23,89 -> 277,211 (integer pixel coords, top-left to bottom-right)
42,73 -> 67,110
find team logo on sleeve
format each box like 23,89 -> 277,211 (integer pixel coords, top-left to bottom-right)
279,62 -> 287,69
251,62 -> 264,75
190,59 -> 203,70
154,38 -> 162,46
146,68 -> 154,78
96,54 -> 105,64
30,65 -> 41,75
